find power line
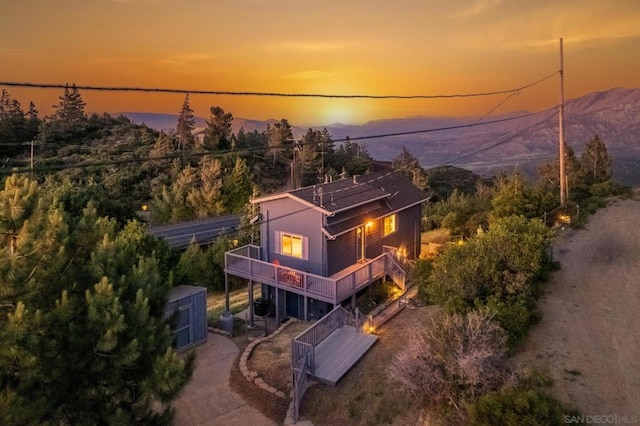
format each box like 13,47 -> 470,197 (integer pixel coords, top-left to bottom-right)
174,108 -> 561,241
0,72 -> 558,100
0,110 -> 548,176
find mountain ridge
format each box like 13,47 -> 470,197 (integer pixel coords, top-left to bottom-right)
120,86 -> 640,184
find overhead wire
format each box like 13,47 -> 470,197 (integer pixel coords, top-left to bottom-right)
0,111 -> 547,176
1,70 -> 561,234
0,71 -> 558,100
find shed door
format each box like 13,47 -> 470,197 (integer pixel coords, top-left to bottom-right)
174,304 -> 194,349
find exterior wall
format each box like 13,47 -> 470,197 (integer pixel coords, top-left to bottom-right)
327,230 -> 357,276
380,205 -> 422,259
165,286 -> 207,352
365,218 -> 383,259
260,198 -> 325,275
261,283 -> 332,321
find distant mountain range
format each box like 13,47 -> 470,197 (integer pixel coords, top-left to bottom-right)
120,87 -> 640,185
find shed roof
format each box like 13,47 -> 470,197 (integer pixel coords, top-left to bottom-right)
167,285 -> 207,303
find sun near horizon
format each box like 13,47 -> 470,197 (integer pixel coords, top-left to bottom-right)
2,0 -> 640,126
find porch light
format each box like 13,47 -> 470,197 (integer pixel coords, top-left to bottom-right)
365,221 -> 373,229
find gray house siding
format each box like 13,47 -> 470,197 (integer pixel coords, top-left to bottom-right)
380,205 -> 421,259
260,198 -> 324,275
365,218 -> 383,259
327,230 -> 357,276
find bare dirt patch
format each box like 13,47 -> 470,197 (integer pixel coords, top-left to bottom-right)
248,321 -> 311,394
515,193 -> 640,416
301,304 -> 441,426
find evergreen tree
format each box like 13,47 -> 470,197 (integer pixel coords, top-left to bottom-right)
538,143 -> 585,197
0,176 -> 193,424
267,119 -> 293,167
204,106 -> 233,150
52,84 -> 86,124
581,134 -> 612,184
222,158 -> 253,213
25,101 -> 40,140
176,94 -> 196,151
187,157 -> 224,217
0,90 -> 28,156
150,131 -> 175,158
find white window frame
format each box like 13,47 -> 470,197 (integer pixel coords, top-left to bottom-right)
276,231 -> 308,260
383,214 -> 397,236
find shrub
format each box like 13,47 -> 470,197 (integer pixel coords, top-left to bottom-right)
468,374 -> 572,426
388,311 -> 510,419
589,180 -> 623,197
419,216 -> 552,349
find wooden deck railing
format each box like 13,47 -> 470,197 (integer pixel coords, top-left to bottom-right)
225,245 -> 394,304
291,305 -> 357,421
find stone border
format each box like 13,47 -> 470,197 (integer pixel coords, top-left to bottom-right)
238,319 -> 300,400
208,326 -> 231,336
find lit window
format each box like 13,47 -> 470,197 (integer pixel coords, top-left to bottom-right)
281,233 -> 303,258
383,214 -> 396,236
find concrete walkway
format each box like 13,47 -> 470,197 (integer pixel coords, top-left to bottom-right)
173,333 -> 276,426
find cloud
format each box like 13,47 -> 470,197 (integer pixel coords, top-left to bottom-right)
449,2 -> 640,52
264,40 -> 359,53
284,70 -> 335,80
451,0 -> 502,19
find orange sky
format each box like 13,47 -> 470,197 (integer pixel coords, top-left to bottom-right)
1,0 -> 639,126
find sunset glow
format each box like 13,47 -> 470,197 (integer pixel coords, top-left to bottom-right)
2,0 -> 639,125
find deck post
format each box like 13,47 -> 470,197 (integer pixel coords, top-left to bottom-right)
248,280 -> 254,327
275,287 -> 280,323
303,295 -> 308,321
224,273 -> 230,312
351,294 -> 356,309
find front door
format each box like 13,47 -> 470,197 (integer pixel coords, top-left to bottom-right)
356,226 -> 365,262
286,291 -> 300,318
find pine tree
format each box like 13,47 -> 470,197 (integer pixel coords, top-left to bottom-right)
176,94 -> 196,151
25,101 -> 40,140
0,177 -> 193,424
204,106 -> 233,150
187,157 -> 224,217
267,119 -> 293,166
0,91 -> 28,156
222,158 -> 253,213
581,134 -> 612,184
52,84 -> 86,124
150,131 -> 174,158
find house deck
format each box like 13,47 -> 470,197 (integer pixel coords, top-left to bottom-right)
309,325 -> 378,386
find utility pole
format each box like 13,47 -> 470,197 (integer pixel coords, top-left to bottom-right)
559,38 -> 567,205
30,139 -> 34,172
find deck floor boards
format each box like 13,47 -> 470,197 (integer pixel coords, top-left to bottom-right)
310,325 -> 378,386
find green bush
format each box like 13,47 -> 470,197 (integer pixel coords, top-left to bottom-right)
468,386 -> 567,426
419,216 -> 553,349
483,296 -> 540,352
589,180 -> 624,197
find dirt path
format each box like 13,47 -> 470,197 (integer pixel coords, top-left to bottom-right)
516,192 -> 640,416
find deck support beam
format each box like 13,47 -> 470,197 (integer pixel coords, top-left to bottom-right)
248,280 -> 254,327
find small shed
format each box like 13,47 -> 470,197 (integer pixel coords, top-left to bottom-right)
165,285 -> 208,352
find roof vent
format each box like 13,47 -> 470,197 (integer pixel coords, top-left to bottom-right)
353,175 -> 357,184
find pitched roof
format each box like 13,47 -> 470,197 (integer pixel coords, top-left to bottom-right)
253,170 -> 429,216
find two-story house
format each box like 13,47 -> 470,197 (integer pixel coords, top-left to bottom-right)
224,170 -> 429,323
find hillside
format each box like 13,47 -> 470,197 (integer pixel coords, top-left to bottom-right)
122,87 -> 640,185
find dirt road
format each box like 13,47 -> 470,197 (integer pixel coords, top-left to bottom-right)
516,193 -> 640,416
